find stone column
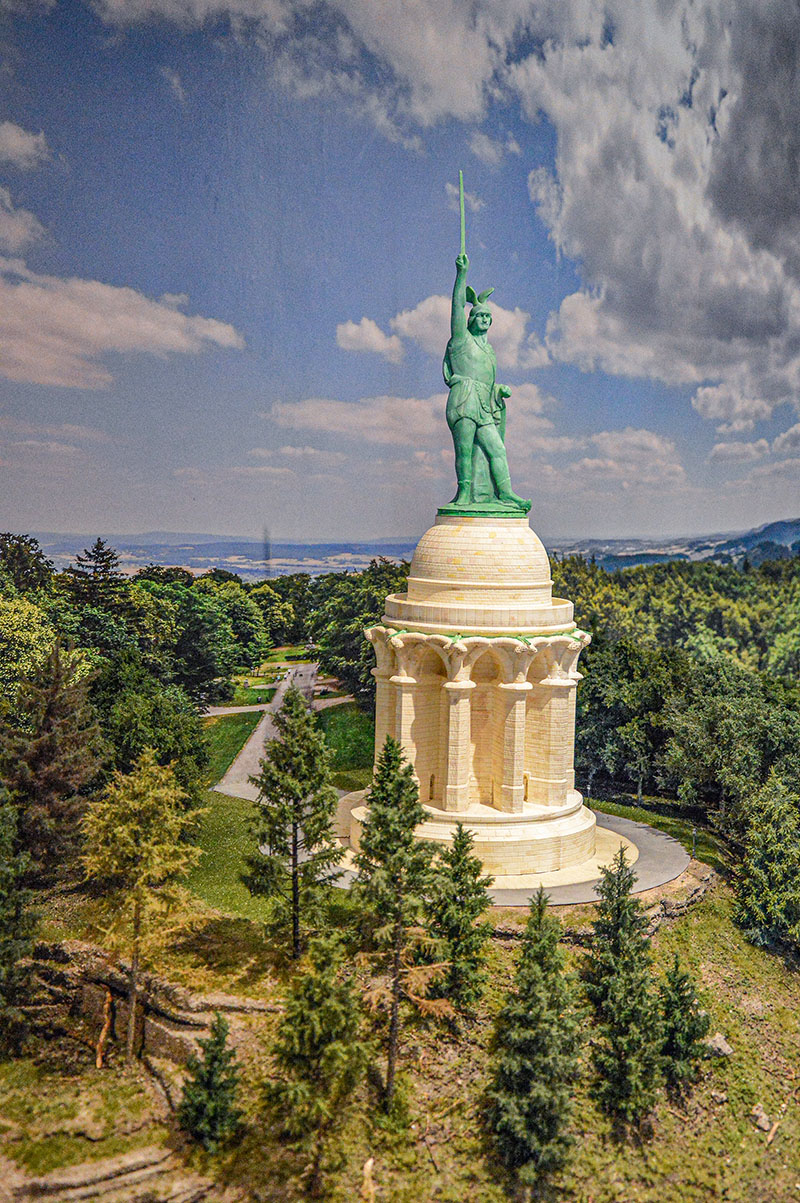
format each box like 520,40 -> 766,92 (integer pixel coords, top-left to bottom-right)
443,678 -> 474,812
497,681 -> 532,813
391,674 -> 419,784
526,678 -> 575,806
372,667 -> 393,771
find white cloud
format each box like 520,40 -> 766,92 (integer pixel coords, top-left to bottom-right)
0,121 -> 49,169
0,414 -> 113,442
0,256 -> 245,387
445,180 -> 484,214
708,439 -> 769,463
772,423 -> 800,456
336,316 -> 403,363
160,65 -> 187,105
692,384 -> 773,430
268,392 -> 444,446
571,427 -> 686,488
249,444 -> 346,467
468,130 -> 521,167
0,188 -> 45,252
389,293 -> 548,371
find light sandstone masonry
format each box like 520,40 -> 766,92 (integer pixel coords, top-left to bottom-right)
344,515 -> 600,877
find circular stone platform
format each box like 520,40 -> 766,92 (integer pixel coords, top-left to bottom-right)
335,803 -> 689,907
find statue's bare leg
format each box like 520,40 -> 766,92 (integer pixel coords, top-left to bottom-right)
450,418 -> 477,505
475,424 -> 531,509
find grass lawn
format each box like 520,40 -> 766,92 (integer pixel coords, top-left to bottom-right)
264,645 -> 309,663
230,683 -> 277,706
186,790 -> 273,923
318,701 -> 374,771
203,711 -> 262,785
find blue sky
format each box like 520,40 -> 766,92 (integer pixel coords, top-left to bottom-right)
1,0 -> 799,542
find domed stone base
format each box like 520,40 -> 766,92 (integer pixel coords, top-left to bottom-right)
346,788 -> 597,877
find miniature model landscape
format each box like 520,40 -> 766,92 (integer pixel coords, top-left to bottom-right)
3,189 -> 800,1202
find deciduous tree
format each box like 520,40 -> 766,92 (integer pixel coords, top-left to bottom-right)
81,750 -> 201,1062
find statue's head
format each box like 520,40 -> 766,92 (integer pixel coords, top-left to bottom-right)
466,285 -> 494,335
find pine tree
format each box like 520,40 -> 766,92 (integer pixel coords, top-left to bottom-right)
486,888 -> 583,1191
426,822 -> 493,1011
245,686 -> 341,959
355,736 -> 445,1108
658,955 -> 710,1097
584,847 -> 662,1128
734,770 -> 800,952
65,538 -> 125,611
0,642 -> 105,879
179,1012 -> 241,1152
81,750 -> 201,1062
0,794 -> 37,1055
267,933 -> 367,1193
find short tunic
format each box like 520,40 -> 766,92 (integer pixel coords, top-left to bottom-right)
443,338 -> 504,428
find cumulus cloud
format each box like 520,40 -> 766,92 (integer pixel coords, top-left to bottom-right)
691,384 -> 773,431
0,256 -> 244,387
445,180 -> 484,213
469,130 -> 520,167
0,121 -> 49,169
268,392 -> 445,446
336,316 -> 403,363
0,188 -> 45,252
772,423 -> 800,457
249,444 -> 346,467
389,293 -> 548,371
708,439 -> 770,463
572,427 -> 686,489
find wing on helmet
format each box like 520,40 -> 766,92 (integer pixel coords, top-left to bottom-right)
478,288 -> 494,303
465,285 -> 478,305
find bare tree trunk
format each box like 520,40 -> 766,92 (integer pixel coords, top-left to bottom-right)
126,898 -> 141,1065
385,918 -> 402,1108
291,822 -> 300,960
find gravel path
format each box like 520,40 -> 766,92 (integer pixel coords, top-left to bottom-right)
213,663 -> 318,801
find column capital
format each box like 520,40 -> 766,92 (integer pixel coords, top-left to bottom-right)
390,674 -> 416,687
497,680 -> 533,693
443,678 -> 476,693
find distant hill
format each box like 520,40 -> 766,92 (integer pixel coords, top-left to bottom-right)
27,518 -> 800,578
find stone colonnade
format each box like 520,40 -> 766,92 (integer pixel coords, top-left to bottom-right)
366,624 -> 590,816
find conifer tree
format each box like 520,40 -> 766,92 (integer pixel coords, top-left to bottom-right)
426,822 -> 493,1010
245,686 -> 341,959
179,1012 -> 241,1152
0,793 -> 37,1055
658,955 -> 710,1096
65,538 -> 125,610
82,750 -> 201,1062
0,642 -> 105,879
584,847 -> 662,1127
486,887 -> 583,1191
267,933 -> 367,1193
355,736 -> 446,1107
734,770 -> 800,952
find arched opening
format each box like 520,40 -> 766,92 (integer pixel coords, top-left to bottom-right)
411,647 -> 447,805
524,653 -> 570,806
469,650 -> 502,805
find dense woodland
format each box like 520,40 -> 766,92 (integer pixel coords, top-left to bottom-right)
1,531 -> 800,1198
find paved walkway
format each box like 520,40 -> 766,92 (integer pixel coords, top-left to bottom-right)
489,812 -> 690,907
213,663 -> 318,801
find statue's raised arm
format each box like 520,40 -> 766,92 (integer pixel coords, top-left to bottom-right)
451,252 -> 469,340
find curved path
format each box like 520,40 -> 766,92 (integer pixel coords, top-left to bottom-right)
213,663 -> 317,802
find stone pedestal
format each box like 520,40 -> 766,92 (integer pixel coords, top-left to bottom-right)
345,514 -> 597,876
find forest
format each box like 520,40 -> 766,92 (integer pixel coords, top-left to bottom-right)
1,531 -> 799,1201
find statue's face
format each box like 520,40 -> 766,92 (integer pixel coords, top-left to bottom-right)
469,310 -> 492,334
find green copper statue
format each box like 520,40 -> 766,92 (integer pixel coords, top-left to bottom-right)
440,173 -> 531,516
